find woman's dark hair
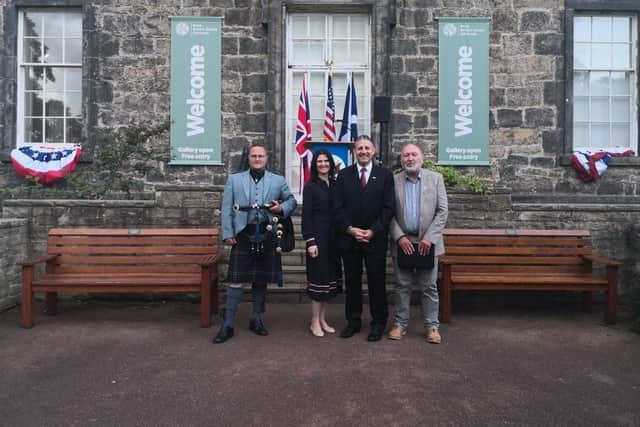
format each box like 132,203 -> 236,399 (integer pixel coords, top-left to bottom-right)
310,149 -> 336,182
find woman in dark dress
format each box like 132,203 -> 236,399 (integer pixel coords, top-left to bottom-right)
302,149 -> 341,337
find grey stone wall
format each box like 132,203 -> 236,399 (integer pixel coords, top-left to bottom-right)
0,218 -> 27,310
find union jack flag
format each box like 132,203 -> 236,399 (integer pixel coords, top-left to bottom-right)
323,74 -> 336,142
295,77 -> 312,188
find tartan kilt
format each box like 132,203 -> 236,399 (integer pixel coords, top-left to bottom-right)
225,231 -> 283,286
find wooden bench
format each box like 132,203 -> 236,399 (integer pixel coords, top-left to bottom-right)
440,229 -> 620,324
19,228 -> 220,328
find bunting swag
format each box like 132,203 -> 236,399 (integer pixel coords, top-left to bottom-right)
295,77 -> 313,188
571,149 -> 635,182
11,144 -> 83,185
339,73 -> 358,142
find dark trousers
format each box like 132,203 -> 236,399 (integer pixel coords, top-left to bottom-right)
341,241 -> 388,328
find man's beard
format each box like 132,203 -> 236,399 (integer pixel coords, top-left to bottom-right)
404,164 -> 421,174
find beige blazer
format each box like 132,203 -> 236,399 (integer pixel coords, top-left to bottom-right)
389,169 -> 449,257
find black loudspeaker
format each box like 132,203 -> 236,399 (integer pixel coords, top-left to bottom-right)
373,96 -> 391,123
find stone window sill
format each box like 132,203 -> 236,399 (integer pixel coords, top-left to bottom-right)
559,155 -> 640,167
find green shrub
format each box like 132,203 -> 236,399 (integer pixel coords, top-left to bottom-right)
393,161 -> 492,194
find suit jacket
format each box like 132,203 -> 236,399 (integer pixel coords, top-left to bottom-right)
389,169 -> 448,257
221,170 -> 297,240
333,163 -> 395,251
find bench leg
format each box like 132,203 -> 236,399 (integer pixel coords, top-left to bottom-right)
581,292 -> 592,313
605,266 -> 618,324
45,292 -> 58,315
21,267 -> 34,328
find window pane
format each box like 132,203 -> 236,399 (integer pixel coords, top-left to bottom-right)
590,97 -> 609,122
24,92 -> 43,117
25,118 -> 43,143
611,72 -> 629,96
43,38 -> 63,63
574,43 -> 590,69
612,44 -> 630,69
65,92 -> 82,117
66,118 -> 82,143
292,41 -> 307,64
25,67 -> 44,90
332,40 -> 349,64
612,17 -> 630,42
333,16 -> 349,38
65,68 -> 82,91
351,16 -> 367,38
46,67 -> 65,91
574,124 -> 588,146
591,124 -> 610,146
590,72 -> 609,96
292,16 -> 307,36
309,72 -> 324,94
612,97 -> 630,122
23,12 -> 43,37
574,17 -> 590,42
574,72 -> 588,96
23,38 -> 42,63
44,13 -> 64,36
351,40 -> 366,65
309,16 -> 324,38
65,38 -> 82,63
66,13 -> 82,37
612,124 -> 630,146
45,92 -> 65,116
574,97 -> 589,122
592,17 -> 611,42
591,44 -> 611,68
45,118 -> 64,142
307,42 -> 324,64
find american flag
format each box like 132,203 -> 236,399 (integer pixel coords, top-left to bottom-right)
295,77 -> 312,188
323,74 -> 336,142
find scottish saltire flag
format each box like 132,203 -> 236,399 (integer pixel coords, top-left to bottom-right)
295,77 -> 313,188
11,144 -> 82,185
323,74 -> 336,142
339,73 -> 358,142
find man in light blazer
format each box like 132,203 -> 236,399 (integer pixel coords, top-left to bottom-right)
213,143 -> 297,344
333,135 -> 395,342
389,143 -> 448,344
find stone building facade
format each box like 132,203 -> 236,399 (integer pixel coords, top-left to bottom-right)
1,0 -> 639,310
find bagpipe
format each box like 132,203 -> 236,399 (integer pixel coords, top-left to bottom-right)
232,203 -> 295,255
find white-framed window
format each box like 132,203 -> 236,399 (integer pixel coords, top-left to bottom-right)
573,14 -> 638,151
16,9 -> 83,147
286,13 -> 371,195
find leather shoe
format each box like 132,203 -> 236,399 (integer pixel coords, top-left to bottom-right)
367,325 -> 384,342
340,324 -> 361,338
213,326 -> 234,344
249,319 -> 269,336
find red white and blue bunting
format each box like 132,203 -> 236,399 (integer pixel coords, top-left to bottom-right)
11,144 -> 83,185
571,148 -> 635,182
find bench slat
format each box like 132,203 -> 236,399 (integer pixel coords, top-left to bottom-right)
450,273 -> 607,285
443,236 -> 591,246
55,255 -> 216,265
441,256 -> 585,265
53,266 -> 206,274
443,229 -> 591,237
48,246 -> 217,255
49,228 -> 219,236
48,236 -> 218,246
444,246 -> 592,256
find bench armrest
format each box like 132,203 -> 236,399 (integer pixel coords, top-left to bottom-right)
581,254 -> 622,267
200,254 -> 219,267
18,254 -> 58,267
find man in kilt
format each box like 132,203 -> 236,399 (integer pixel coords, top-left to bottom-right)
213,143 -> 297,344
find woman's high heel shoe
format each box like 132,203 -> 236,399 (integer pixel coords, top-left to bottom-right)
321,324 -> 336,334
310,324 -> 325,337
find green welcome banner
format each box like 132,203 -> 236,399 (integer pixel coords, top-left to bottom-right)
170,16 -> 222,165
438,18 -> 490,165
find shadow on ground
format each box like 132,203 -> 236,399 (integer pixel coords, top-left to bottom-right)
1,298 -> 639,426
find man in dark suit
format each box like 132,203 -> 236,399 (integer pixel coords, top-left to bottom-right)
333,135 -> 395,341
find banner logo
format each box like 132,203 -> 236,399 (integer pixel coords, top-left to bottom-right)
176,22 -> 189,36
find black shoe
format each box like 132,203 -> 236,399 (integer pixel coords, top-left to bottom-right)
213,326 -> 234,344
367,326 -> 384,342
249,319 -> 269,336
340,324 -> 361,338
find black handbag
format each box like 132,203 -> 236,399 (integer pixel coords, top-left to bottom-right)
397,243 -> 435,270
